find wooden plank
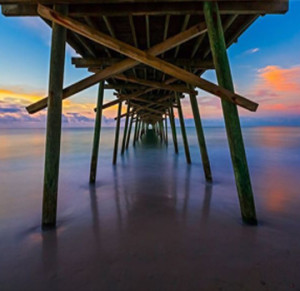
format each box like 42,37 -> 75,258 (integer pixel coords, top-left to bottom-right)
37,5 -> 258,112
204,1 -> 257,224
42,4 -> 67,229
26,19 -> 206,114
90,81 -> 104,183
2,2 -> 289,16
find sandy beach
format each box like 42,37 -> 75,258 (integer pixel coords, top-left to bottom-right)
0,127 -> 300,290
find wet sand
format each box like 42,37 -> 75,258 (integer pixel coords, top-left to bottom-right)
0,127 -> 300,290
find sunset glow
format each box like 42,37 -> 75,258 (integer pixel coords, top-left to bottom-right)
0,2 -> 299,127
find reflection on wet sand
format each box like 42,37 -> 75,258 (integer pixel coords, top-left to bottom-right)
1,127 -> 300,290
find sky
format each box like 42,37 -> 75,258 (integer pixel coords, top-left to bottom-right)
0,2 -> 299,128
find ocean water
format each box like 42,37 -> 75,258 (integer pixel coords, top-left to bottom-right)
0,126 -> 300,290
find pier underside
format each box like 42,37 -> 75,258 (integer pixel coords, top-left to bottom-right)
0,0 -> 289,227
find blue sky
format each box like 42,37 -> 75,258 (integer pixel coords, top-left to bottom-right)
0,1 -> 299,127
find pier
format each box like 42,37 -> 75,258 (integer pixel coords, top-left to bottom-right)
0,0 -> 289,228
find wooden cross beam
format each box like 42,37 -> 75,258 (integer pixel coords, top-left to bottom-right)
104,84 -> 146,90
114,74 -> 196,95
38,5 -> 258,112
72,57 -> 215,70
125,95 -> 175,119
132,103 -> 166,116
26,17 -> 207,114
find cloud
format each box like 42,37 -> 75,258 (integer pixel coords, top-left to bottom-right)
0,107 -> 21,113
245,48 -> 260,54
257,65 -> 300,92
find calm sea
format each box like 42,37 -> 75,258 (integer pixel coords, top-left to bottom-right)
0,126 -> 300,290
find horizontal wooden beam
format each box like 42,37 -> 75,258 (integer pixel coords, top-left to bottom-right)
26,18 -> 206,114
104,84 -> 146,90
39,5 -> 258,111
114,74 -> 196,94
72,57 -> 214,70
2,2 -> 289,16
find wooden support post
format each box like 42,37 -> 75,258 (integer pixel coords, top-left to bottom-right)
133,119 -> 139,147
89,81 -> 105,183
204,1 -> 257,224
189,93 -> 212,182
164,116 -> 168,146
159,121 -> 164,142
126,114 -> 134,150
176,93 -> 191,164
161,120 -> 166,143
42,4 -> 67,229
113,101 -> 122,165
121,101 -> 130,155
169,105 -> 178,154
139,121 -> 144,139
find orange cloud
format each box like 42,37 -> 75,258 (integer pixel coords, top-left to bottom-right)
258,65 -> 300,93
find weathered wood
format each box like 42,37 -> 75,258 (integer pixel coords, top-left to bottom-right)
26,20 -> 206,114
174,14 -> 190,58
38,5 -> 258,112
176,93 -> 191,164
42,4 -> 67,229
114,74 -> 196,94
189,92 -> 212,181
72,57 -> 214,70
168,103 -> 178,154
125,114 -> 134,150
204,1 -> 257,224
2,2 -> 289,17
121,102 -> 130,155
89,81 -> 104,183
113,101 -> 122,165
104,84 -> 146,90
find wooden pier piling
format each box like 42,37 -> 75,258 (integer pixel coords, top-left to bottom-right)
121,101 -> 130,155
169,105 -> 179,154
125,114 -> 134,150
90,81 -> 104,183
189,92 -> 212,181
42,4 -> 67,228
204,1 -> 257,224
176,93 -> 191,164
164,116 -> 168,146
113,101 -> 122,165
